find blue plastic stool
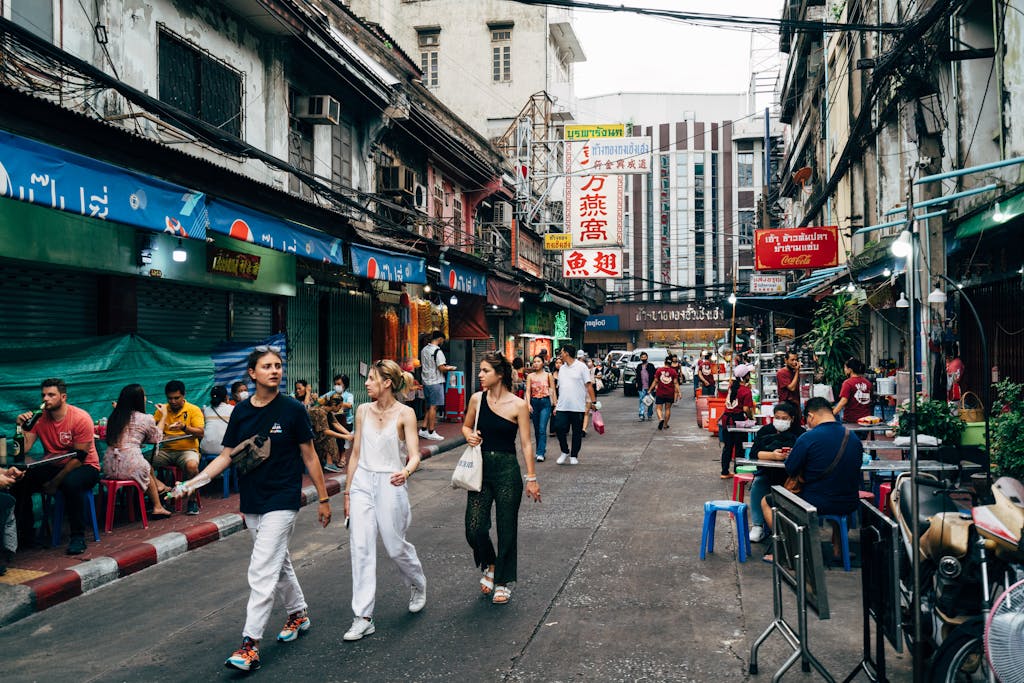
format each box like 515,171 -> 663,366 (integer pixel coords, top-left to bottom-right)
201,453 -> 234,498
700,499 -> 751,563
51,489 -> 101,545
819,512 -> 855,571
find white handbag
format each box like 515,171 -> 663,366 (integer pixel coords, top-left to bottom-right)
642,393 -> 656,408
451,392 -> 483,492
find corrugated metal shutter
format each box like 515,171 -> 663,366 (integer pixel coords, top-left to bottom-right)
136,279 -> 227,353
286,284 -> 320,389
232,292 -> 273,342
329,289 -> 373,406
0,264 -> 97,339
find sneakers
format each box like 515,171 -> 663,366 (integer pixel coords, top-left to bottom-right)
409,582 -> 427,613
323,463 -> 343,473
535,454 -> 545,462
343,617 -> 375,641
187,499 -> 200,516
418,428 -> 430,439
425,431 -> 444,441
225,637 -> 260,671
277,610 -> 310,642
556,452 -> 569,465
66,535 -> 86,555
569,457 -> 579,465
749,525 -> 767,543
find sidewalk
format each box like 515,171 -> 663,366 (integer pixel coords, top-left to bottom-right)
0,420 -> 466,625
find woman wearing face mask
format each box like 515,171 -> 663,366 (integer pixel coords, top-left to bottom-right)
744,402 -> 804,543
231,381 -> 250,406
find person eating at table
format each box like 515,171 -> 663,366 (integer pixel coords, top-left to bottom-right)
11,378 -> 101,555
153,380 -> 205,515
745,402 -> 804,544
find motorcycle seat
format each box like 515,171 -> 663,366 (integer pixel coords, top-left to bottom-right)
898,477 -> 962,536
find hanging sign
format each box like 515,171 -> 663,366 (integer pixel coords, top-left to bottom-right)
562,248 -> 624,279
749,273 -> 787,294
565,173 -> 624,248
349,243 -> 426,283
208,199 -> 344,266
544,233 -> 573,250
564,123 -> 625,140
566,137 -> 652,175
207,246 -> 261,281
441,262 -> 487,296
754,226 -> 839,271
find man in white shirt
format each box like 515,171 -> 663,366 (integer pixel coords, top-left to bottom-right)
419,330 -> 455,441
553,344 -> 594,465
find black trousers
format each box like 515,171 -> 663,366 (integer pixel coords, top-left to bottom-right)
553,410 -> 585,459
720,425 -> 746,475
465,451 -> 523,585
13,464 -> 99,540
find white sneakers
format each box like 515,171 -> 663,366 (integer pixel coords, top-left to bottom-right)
343,617 -> 375,641
556,452 -> 569,465
418,429 -> 444,441
569,457 -> 579,465
409,582 -> 427,613
749,525 -> 766,543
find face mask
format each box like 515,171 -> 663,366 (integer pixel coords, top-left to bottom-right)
334,384 -> 344,393
239,390 -> 250,401
773,418 -> 791,432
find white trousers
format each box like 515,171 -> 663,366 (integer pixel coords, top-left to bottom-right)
242,509 -> 307,641
349,468 -> 426,618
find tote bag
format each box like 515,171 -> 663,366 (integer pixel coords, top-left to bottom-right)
452,392 -> 484,492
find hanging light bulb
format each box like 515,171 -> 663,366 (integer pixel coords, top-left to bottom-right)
172,238 -> 187,263
883,267 -> 892,277
846,282 -> 856,293
890,231 -> 912,258
727,293 -> 737,305
302,274 -> 315,285
491,304 -> 498,310
993,201 -> 1008,223
927,284 -> 947,304
896,292 -> 909,308
423,284 -> 431,293
518,296 -> 525,303
449,294 -> 458,306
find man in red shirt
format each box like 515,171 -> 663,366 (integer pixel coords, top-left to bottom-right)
13,378 -> 100,555
834,358 -> 873,423
697,352 -> 715,396
776,351 -> 802,410
649,355 -> 680,431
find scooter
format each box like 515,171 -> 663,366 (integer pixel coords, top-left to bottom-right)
888,472 -> 1024,681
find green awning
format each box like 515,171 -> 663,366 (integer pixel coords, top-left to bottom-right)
955,192 -> 1024,239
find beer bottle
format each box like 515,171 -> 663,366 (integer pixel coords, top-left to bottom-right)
12,425 -> 24,460
23,401 -> 46,431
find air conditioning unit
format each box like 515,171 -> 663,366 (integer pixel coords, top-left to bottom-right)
413,183 -> 428,211
380,165 -> 415,197
297,95 -> 341,125
493,201 -> 513,227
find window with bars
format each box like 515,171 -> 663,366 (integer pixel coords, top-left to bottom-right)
158,29 -> 242,137
287,88 -> 314,199
332,121 -> 354,188
453,197 -> 463,231
418,29 -> 440,87
491,28 -> 512,82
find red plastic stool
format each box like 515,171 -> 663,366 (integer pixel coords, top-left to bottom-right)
877,482 -> 893,515
101,479 -> 149,533
858,490 -> 875,504
160,466 -> 202,513
732,473 -> 755,504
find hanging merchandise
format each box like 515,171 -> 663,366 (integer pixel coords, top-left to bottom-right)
383,305 -> 400,361
400,293 -> 418,371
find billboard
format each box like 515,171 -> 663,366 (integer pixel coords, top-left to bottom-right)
562,248 -> 624,279
565,172 -> 624,248
565,137 -> 653,175
564,123 -> 625,140
754,226 -> 839,271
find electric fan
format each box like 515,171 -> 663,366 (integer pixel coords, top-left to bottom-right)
986,579 -> 1024,682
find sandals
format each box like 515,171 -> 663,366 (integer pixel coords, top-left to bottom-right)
480,567 -> 495,595
492,585 -> 511,605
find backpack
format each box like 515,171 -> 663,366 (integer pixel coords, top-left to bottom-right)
416,346 -> 444,385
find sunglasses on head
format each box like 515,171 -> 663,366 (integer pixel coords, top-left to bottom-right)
254,345 -> 281,353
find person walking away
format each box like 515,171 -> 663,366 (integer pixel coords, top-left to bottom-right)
634,352 -> 656,422
103,383 -> 174,520
719,364 -> 755,479
548,357 -> 563,437
762,397 -> 862,563
343,360 -> 425,641
776,351 -> 802,413
834,357 -> 873,423
153,380 -> 205,515
170,346 -> 332,671
462,353 -> 541,604
745,402 -> 804,543
12,378 -> 100,555
582,357 -> 597,436
527,355 -> 557,462
697,352 -> 715,397
649,355 -> 679,430
552,345 -> 593,466
420,331 -> 455,442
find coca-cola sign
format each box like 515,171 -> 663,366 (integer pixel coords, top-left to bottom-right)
754,226 -> 840,271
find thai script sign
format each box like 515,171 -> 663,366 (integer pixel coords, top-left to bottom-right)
754,226 -> 839,271
544,233 -> 573,250
566,137 -> 652,175
564,123 -> 625,140
632,304 -> 725,324
441,262 -> 487,296
349,243 -> 426,283
207,246 -> 261,281
749,273 -> 787,294
208,199 -> 344,266
562,248 -> 623,279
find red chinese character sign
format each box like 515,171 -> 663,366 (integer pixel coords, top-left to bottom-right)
565,139 -> 627,249
754,226 -> 840,271
562,249 -> 624,279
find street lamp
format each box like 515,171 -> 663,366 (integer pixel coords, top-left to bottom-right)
890,230 -> 912,257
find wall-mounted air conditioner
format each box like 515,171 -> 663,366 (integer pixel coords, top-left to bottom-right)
380,165 -> 415,196
493,201 -> 513,227
413,183 -> 428,211
297,95 -> 341,125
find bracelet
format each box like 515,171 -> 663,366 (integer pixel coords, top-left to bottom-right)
343,491 -> 350,496
319,497 -> 329,504
402,468 -> 411,478
525,475 -> 537,482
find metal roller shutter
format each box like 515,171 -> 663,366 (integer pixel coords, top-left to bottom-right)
232,292 -> 274,342
0,264 -> 97,339
286,284 -> 320,389
136,279 -> 228,353
329,289 -> 372,406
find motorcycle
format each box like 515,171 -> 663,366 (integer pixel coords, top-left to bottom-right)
889,472 -> 1024,681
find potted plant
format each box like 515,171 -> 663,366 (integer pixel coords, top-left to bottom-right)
895,397 -> 965,445
806,294 -> 862,396
991,379 -> 1024,479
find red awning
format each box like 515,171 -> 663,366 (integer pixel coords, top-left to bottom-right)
449,295 -> 491,340
487,277 -> 521,310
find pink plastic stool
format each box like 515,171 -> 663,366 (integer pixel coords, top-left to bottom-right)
101,479 -> 149,533
732,473 -> 755,504
858,490 -> 875,504
877,483 -> 892,515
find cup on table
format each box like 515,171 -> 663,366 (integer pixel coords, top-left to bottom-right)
780,447 -> 791,457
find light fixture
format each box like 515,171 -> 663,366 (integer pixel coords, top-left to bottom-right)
896,292 -> 909,308
890,231 -> 912,258
883,267 -> 892,277
927,285 -> 947,304
993,201 -> 1009,223
1017,265 -> 1023,275
449,294 -> 458,306
727,293 -> 737,305
302,274 -> 315,285
957,282 -> 965,289
491,304 -> 498,310
846,282 -> 856,293
518,296 -> 524,303
423,284 -> 431,293
172,238 -> 187,263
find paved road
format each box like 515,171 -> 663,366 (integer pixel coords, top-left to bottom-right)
0,391 -> 913,682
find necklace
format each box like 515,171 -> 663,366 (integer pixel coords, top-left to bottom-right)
371,400 -> 397,422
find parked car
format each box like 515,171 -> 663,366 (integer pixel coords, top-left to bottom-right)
621,347 -> 670,396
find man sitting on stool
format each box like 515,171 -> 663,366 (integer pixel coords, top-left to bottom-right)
154,380 -> 205,515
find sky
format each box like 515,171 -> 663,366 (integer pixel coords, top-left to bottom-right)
571,1 -> 783,100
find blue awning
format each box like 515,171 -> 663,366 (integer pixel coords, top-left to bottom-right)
207,198 -> 344,265
349,243 -> 426,284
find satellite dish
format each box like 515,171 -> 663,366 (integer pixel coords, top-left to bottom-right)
792,166 -> 812,185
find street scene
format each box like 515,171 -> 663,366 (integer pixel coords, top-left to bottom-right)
2,0 -> 1024,681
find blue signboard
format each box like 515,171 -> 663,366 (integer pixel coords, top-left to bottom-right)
442,262 -> 487,296
0,130 -> 206,237
585,315 -> 619,331
208,198 -> 344,266
350,243 -> 426,284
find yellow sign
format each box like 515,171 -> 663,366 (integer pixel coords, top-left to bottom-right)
544,233 -> 573,250
564,124 -> 625,140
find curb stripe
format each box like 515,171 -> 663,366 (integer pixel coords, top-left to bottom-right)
149,532 -> 189,563
182,522 -> 221,550
109,544 -> 157,577
69,556 -> 120,593
26,570 -> 81,610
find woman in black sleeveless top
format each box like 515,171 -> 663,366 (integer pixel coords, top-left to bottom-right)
461,352 -> 541,605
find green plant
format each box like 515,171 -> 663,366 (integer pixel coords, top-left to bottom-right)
991,379 -> 1024,479
896,398 -> 965,445
805,294 -> 862,395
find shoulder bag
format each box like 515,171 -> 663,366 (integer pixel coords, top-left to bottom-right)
784,428 -> 850,495
451,391 -> 484,492
229,397 -> 285,476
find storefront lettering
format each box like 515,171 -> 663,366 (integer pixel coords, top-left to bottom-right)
633,305 -> 724,323
208,247 -> 262,281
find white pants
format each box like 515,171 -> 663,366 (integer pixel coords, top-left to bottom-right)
349,468 -> 425,618
242,509 -> 307,641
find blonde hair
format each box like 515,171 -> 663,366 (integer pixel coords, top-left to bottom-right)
370,359 -> 405,394
398,371 -> 417,401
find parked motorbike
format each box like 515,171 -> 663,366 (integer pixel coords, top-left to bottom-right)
888,473 -> 1024,681
600,361 -> 619,392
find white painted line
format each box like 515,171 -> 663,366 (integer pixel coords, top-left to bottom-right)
69,556 -> 120,592
149,532 -> 188,563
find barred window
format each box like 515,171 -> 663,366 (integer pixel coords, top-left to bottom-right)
158,29 -> 242,137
